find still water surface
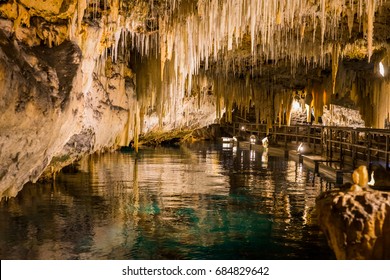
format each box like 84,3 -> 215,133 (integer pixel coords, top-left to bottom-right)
0,142 -> 335,259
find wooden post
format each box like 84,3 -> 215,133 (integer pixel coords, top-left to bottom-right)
284,126 -> 287,149
329,128 -> 333,159
386,134 -> 389,171
299,153 -> 303,164
336,171 -> 344,185
367,132 -> 371,166
321,127 -> 324,155
312,127 -> 315,153
352,130 -> 357,169
339,130 -> 343,167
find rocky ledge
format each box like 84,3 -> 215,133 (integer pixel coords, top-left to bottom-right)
316,188 -> 390,259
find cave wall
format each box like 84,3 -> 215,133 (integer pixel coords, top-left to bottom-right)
2,0 -> 390,197
0,0 -> 219,198
0,29 -> 84,197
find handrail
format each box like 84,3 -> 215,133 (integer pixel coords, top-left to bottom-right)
221,122 -> 390,170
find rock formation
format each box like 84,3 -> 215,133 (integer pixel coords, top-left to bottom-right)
2,0 -> 390,198
317,189 -> 390,259
316,165 -> 390,259
0,0 -> 218,198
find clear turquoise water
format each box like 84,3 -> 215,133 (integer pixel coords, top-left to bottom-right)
0,142 -> 335,259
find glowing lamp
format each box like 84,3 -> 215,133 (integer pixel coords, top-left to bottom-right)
250,135 -> 256,144
292,100 -> 300,110
241,126 -> 246,131
368,171 -> 375,186
222,143 -> 232,149
262,137 -> 269,148
297,142 -> 304,153
379,61 -> 385,77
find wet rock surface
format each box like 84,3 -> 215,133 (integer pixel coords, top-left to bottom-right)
316,189 -> 390,259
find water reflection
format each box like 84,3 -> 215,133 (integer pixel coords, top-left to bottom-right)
261,149 -> 268,168
0,143 -> 335,259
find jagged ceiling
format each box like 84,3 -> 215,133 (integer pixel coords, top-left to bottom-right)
2,1 -> 390,82
1,0 -> 390,125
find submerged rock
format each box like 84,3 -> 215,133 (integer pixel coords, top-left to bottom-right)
316,189 -> 390,259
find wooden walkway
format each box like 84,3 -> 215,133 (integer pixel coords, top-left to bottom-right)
221,121 -> 390,174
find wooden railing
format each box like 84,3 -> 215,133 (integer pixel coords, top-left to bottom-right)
221,122 -> 390,170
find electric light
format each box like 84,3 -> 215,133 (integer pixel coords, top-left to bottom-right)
262,137 -> 269,148
379,61 -> 385,77
292,100 -> 300,110
368,171 -> 375,186
223,143 -> 232,149
297,143 -> 304,153
250,135 -> 256,144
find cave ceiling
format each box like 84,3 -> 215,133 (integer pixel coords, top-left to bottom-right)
1,0 -> 390,120
2,1 -> 390,89
124,0 -> 390,90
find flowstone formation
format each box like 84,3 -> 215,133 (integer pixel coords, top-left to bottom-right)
2,0 -> 390,198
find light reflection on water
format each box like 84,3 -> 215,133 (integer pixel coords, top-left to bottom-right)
0,142 -> 335,259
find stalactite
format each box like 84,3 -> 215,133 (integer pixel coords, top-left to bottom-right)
78,0 -> 87,31
366,0 -> 376,62
320,0 -> 326,54
300,18 -> 306,43
332,43 -> 341,94
346,8 -> 354,38
285,92 -> 293,126
359,0 -> 364,31
66,0 -> 389,143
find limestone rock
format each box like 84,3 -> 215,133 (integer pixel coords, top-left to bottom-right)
0,30 -> 82,198
322,104 -> 365,127
316,189 -> 390,259
2,0 -> 390,199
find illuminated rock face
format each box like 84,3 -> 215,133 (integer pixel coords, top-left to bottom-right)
2,0 -> 390,197
0,31 -> 83,197
316,189 -> 390,259
0,32 -> 217,198
0,1 -> 220,198
321,105 -> 365,127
